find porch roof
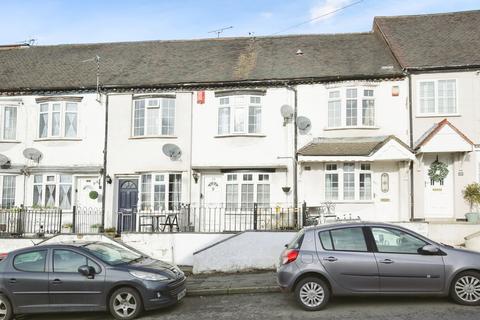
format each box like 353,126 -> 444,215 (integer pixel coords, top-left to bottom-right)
298,135 -> 414,162
415,119 -> 474,153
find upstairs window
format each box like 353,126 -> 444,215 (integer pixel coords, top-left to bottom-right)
327,88 -> 375,128
133,97 -> 175,137
218,95 -> 262,135
33,174 -> 72,209
325,163 -> 372,201
38,102 -> 78,138
418,80 -> 456,115
0,105 -> 17,140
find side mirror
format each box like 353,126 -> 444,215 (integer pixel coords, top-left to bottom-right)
419,244 -> 441,255
78,265 -> 95,278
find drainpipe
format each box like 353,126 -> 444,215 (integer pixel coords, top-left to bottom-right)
285,85 -> 298,211
407,72 -> 415,221
101,93 -> 109,231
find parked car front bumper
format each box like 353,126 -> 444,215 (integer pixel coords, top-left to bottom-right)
140,276 -> 187,311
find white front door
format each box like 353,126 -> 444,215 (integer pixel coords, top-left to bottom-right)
76,176 -> 102,208
423,154 -> 454,218
202,174 -> 223,207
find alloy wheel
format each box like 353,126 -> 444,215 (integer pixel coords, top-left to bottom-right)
113,292 -> 137,318
299,281 -> 325,308
455,275 -> 480,303
0,298 -> 8,320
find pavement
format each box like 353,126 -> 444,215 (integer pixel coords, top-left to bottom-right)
18,293 -> 480,320
185,271 -> 279,296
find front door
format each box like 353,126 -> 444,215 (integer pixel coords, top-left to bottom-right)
76,176 -> 102,208
117,179 -> 138,232
423,154 -> 454,218
370,226 -> 445,292
49,249 -> 105,310
316,227 -> 379,292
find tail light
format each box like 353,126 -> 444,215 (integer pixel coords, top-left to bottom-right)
281,249 -> 299,265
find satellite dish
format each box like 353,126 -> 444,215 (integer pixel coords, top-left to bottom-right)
162,144 -> 182,161
296,116 -> 312,134
0,154 -> 10,168
23,148 -> 43,163
280,104 -> 294,118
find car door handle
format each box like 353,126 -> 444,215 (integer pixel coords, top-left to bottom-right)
323,256 -> 338,262
379,259 -> 394,264
51,279 -> 62,284
8,278 -> 16,284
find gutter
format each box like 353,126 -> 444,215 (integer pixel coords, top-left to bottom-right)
407,72 -> 415,221
285,85 -> 298,213
101,93 -> 109,231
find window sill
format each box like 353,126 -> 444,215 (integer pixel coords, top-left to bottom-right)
325,200 -> 374,204
215,134 -> 266,138
324,126 -> 379,131
415,113 -> 461,118
34,138 -> 82,142
0,140 -> 21,144
129,135 -> 178,140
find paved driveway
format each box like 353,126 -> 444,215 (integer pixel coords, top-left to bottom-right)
16,293 -> 479,320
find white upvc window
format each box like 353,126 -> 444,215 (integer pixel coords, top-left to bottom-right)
325,163 -> 372,201
418,79 -> 457,115
33,174 -> 73,209
140,173 -> 181,211
133,97 -> 175,137
0,104 -> 17,141
218,95 -> 262,135
327,88 -> 375,128
38,102 -> 78,138
225,173 -> 270,210
0,175 -> 16,208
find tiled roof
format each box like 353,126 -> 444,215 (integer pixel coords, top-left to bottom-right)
374,10 -> 480,70
0,33 -> 402,93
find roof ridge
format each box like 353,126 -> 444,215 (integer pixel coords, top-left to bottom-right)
374,9 -> 480,20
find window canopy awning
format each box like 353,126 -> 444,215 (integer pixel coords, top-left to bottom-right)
415,119 -> 474,153
298,135 -> 415,163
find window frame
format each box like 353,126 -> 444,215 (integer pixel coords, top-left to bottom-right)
217,95 -> 263,136
0,175 -> 16,209
224,172 -> 270,209
131,97 -> 176,137
369,227 -> 429,255
139,173 -> 182,211
326,87 -> 376,129
417,79 -> 458,116
0,104 -> 18,141
324,162 -> 373,202
13,250 -> 48,273
37,101 -> 79,139
318,227 -> 370,253
52,249 -> 102,274
32,174 -> 73,210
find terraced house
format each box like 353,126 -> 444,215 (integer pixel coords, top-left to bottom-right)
0,10 -> 478,233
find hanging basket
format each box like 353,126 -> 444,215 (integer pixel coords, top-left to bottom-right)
89,191 -> 99,200
428,160 -> 449,182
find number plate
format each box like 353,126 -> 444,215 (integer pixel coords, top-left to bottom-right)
177,288 -> 186,300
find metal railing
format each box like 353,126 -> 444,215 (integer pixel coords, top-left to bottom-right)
71,206 -> 103,234
0,207 -> 63,237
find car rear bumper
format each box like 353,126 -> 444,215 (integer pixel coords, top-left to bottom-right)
277,263 -> 299,292
141,276 -> 187,311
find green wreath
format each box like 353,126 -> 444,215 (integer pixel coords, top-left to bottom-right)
428,160 -> 449,182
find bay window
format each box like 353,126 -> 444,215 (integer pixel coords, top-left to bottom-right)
0,175 -> 16,208
0,105 -> 17,140
325,163 -> 372,201
38,102 -> 78,138
133,97 -> 175,137
418,79 -> 456,115
327,87 -> 375,128
140,173 -> 181,211
218,95 -> 262,135
225,173 -> 270,210
33,174 -> 72,209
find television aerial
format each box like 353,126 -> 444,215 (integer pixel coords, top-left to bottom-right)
280,104 -> 294,126
162,144 -> 182,161
23,148 -> 43,163
296,116 -> 312,135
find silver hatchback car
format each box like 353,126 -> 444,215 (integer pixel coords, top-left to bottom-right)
277,222 -> 480,310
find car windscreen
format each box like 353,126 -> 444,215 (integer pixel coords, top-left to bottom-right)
83,243 -> 142,265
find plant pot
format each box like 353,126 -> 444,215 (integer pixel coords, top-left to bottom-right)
466,212 -> 479,223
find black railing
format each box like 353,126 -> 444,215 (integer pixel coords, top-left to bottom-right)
0,207 -> 63,237
122,204 -> 303,233
72,206 -> 103,234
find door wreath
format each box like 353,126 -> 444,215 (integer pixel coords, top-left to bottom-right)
428,160 -> 449,182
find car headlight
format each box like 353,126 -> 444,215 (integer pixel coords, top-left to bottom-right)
129,270 -> 169,281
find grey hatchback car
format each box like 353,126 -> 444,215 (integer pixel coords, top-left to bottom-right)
277,222 -> 480,310
0,241 -> 186,320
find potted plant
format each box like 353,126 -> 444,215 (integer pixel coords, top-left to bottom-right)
90,223 -> 102,233
104,227 -> 117,237
462,183 -> 480,223
62,223 -> 73,233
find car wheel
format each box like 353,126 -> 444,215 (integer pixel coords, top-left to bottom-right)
294,277 -> 330,311
451,271 -> 480,306
0,294 -> 13,320
109,287 -> 143,320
